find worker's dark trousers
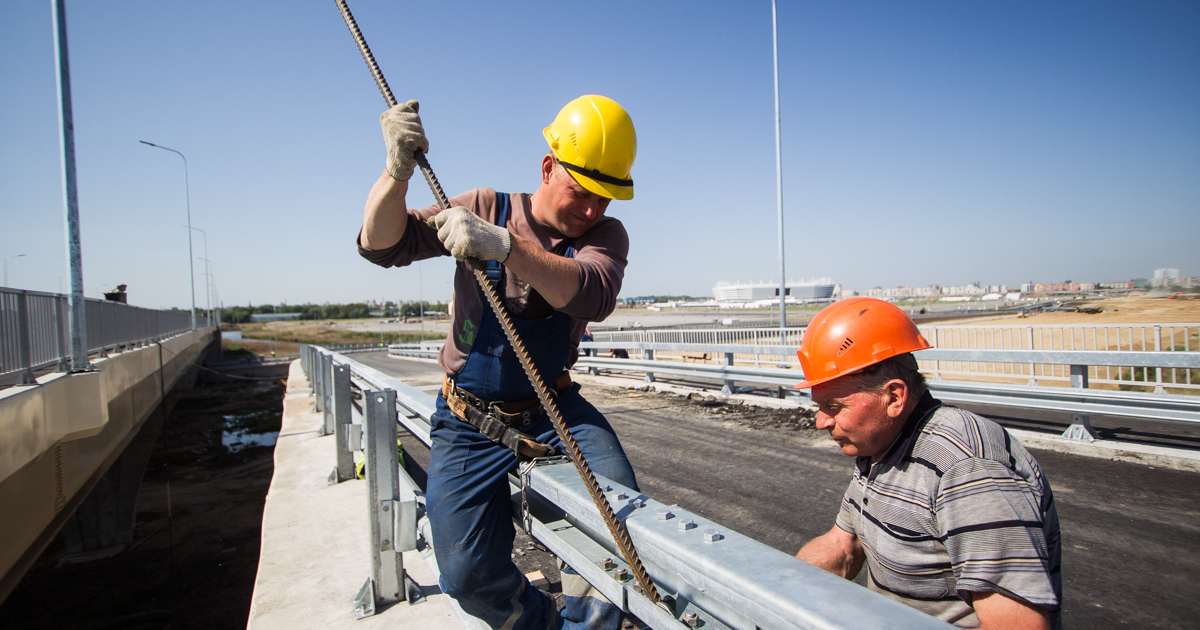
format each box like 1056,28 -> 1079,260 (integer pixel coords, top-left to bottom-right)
426,307 -> 638,630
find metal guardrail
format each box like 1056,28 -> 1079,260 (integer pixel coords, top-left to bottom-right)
387,342 -> 1200,426
304,345 -> 950,629
921,323 -> 1200,392
567,342 -> 1200,426
592,322 -> 1200,392
1,287 -> 209,384
320,342 -> 391,354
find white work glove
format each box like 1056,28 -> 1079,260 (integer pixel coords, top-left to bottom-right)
431,207 -> 512,262
380,100 -> 429,181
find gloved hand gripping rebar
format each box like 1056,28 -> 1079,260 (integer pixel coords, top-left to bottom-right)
335,0 -> 667,610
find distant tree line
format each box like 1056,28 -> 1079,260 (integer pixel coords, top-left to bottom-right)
221,301 -> 447,324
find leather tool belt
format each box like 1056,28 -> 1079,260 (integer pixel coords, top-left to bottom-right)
441,373 -> 573,460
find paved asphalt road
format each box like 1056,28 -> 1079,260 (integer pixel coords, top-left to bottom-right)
351,351 -> 1200,629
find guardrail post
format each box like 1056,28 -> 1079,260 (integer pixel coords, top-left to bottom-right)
16,292 -> 37,385
1026,326 -> 1037,385
643,349 -> 655,383
55,295 -> 69,372
328,364 -> 356,484
1154,325 -> 1166,393
1069,364 -> 1089,389
320,353 -> 335,436
356,389 -> 421,618
1062,364 -> 1097,442
721,352 -> 735,395
312,352 -> 325,413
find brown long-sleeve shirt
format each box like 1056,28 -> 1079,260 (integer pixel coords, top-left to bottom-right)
358,188 -> 629,376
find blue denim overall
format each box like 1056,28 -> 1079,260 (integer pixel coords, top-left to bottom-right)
425,193 -> 638,630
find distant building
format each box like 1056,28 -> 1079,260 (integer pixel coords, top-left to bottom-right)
861,283 -> 1006,300
1151,274 -> 1196,289
1017,281 -> 1097,293
1155,268 -> 1180,280
712,278 -> 835,302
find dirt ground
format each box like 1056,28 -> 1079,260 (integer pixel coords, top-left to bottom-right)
0,375 -> 286,630
1012,296 -> 1200,326
229,320 -> 443,349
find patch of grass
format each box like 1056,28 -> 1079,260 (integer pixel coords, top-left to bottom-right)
219,344 -> 256,358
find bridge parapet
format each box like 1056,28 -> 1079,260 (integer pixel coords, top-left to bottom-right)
0,286 -> 209,388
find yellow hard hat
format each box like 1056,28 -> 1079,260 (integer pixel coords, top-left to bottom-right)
543,95 -> 637,200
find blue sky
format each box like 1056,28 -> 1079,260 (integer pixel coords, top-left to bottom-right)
2,1 -> 1197,309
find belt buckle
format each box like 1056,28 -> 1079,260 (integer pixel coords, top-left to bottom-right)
486,400 -> 508,426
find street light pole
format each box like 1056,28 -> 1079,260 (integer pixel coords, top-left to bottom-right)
186,225 -> 211,322
3,254 -> 26,286
197,256 -> 213,324
772,0 -> 787,342
53,0 -> 89,371
141,140 -> 196,330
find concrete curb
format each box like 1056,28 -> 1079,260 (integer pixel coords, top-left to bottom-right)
247,360 -> 458,629
574,370 -> 814,411
1007,429 -> 1200,473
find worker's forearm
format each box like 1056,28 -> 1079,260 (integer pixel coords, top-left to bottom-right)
360,171 -> 410,250
971,591 -> 1051,630
503,234 -> 581,309
796,528 -> 864,579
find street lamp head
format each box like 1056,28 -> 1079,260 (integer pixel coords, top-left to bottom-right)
138,140 -> 157,147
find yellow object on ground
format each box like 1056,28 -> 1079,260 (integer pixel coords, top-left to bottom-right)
354,439 -> 405,479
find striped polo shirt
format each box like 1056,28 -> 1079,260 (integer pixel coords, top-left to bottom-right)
836,392 -> 1062,628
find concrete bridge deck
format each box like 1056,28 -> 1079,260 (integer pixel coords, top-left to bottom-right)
247,361 -> 458,629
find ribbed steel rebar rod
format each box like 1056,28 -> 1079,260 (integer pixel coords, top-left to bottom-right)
333,0 -> 664,608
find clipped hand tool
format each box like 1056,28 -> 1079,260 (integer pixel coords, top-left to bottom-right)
334,0 -> 669,612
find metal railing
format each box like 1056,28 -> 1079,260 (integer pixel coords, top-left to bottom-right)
592,323 -> 1200,393
921,323 -> 1200,392
303,345 -> 949,629
576,342 -> 1200,425
1,287 -> 208,384
389,340 -> 1200,426
320,342 -> 390,354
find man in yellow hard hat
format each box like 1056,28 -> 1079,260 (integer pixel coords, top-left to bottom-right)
793,298 -> 1061,629
357,95 -> 638,630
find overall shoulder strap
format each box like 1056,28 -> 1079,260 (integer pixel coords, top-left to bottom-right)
485,192 -> 510,282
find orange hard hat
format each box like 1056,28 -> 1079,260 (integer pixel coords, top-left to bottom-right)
795,297 -> 932,390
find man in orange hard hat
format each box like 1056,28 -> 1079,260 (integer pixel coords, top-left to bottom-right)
793,298 -> 1062,629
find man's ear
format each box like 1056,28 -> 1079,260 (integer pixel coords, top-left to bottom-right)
541,154 -> 556,184
882,379 -> 909,419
